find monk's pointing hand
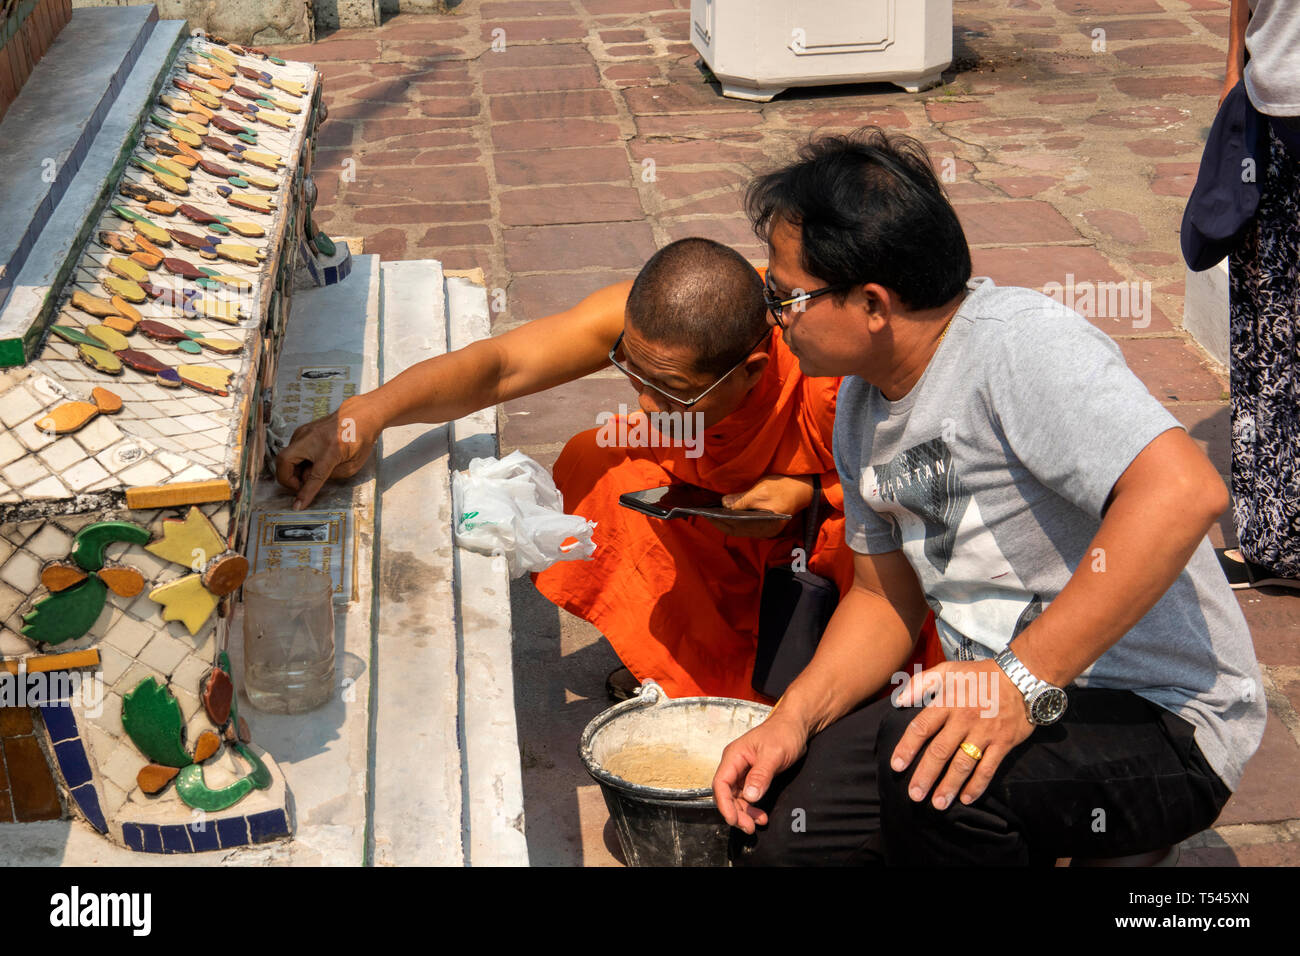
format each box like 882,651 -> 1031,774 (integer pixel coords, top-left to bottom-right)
274,396 -> 380,511
713,712 -> 808,835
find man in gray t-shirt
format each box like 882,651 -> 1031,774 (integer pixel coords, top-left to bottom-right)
835,277 -> 1265,793
713,129 -> 1266,866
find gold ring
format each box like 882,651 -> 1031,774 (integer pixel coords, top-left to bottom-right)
959,741 -> 984,762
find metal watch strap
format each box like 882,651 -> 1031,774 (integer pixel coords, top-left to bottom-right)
996,648 -> 1041,698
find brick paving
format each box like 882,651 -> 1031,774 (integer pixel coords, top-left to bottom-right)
271,0 -> 1300,867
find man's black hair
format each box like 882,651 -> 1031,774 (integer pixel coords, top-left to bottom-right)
625,237 -> 769,377
745,127 -> 972,310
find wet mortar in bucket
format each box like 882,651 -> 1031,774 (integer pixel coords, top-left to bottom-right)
579,681 -> 771,866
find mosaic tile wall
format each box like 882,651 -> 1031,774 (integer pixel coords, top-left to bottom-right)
0,32 -> 333,852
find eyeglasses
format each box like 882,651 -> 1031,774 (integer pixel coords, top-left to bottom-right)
762,270 -> 848,330
608,328 -> 772,408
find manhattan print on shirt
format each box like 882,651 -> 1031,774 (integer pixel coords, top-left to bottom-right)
862,436 -> 1042,654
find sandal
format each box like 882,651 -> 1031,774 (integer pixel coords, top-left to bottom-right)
1217,548 -> 1300,591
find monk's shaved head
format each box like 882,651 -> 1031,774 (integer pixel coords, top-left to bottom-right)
626,238 -> 769,376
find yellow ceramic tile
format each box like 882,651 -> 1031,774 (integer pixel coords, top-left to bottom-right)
255,111 -> 291,130
108,257 -> 148,283
149,573 -> 220,636
70,289 -> 117,317
125,478 -> 232,509
145,505 -> 226,568
102,276 -> 146,303
101,315 -> 137,335
78,344 -> 123,374
177,365 -> 233,395
88,324 -> 130,352
92,386 -> 123,413
223,222 -> 265,239
239,150 -> 284,171
131,220 -> 172,246
194,336 -> 242,354
193,297 -> 243,323
214,243 -> 262,266
271,77 -> 305,97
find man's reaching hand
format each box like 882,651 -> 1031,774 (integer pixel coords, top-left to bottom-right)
712,710 -> 809,835
274,397 -> 381,510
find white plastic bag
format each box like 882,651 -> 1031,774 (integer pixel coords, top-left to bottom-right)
452,450 -> 596,578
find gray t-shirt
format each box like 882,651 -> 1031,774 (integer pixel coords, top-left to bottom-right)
1246,0 -> 1300,116
834,278 -> 1265,790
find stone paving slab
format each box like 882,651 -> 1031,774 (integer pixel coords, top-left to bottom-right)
270,0 -> 1300,866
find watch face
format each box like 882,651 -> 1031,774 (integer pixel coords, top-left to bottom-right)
1031,689 -> 1068,725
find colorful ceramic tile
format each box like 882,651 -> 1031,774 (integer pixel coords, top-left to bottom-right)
90,386 -> 123,413
226,194 -> 273,214
201,552 -> 248,596
149,573 -> 220,636
202,667 -> 233,725
177,365 -> 233,396
168,228 -> 215,253
176,202 -> 223,226
157,368 -> 183,388
175,764 -> 253,811
40,560 -> 88,592
240,171 -> 279,190
254,110 -> 290,131
121,678 -> 192,768
21,575 -> 108,645
214,243 -> 262,266
194,336 -> 242,355
177,339 -> 202,354
197,157 -> 237,178
50,326 -> 100,348
107,257 -> 149,283
209,272 -> 254,291
99,230 -> 139,253
271,77 -> 305,97
118,180 -> 165,205
101,315 -> 137,334
139,319 -> 188,343
193,731 -> 220,763
70,289 -> 118,317
101,276 -> 147,303
71,521 -> 151,571
223,221 -> 265,239
200,133 -> 241,155
77,343 -> 123,374
35,400 -> 100,434
125,478 -> 232,509
210,115 -> 253,137
129,251 -> 162,269
87,324 -> 130,352
137,764 -> 180,794
111,296 -> 143,323
115,348 -> 168,375
145,200 -> 179,216
146,506 -> 226,568
98,563 -> 145,597
193,297 -> 243,323
161,256 -> 204,279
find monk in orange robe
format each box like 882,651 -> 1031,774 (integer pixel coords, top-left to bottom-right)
534,240 -> 939,702
276,236 -> 939,703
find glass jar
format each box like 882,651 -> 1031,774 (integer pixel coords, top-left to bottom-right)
241,568 -> 336,714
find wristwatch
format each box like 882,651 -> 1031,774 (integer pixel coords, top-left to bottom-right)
994,647 -> 1068,726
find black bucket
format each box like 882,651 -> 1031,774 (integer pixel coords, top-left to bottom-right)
579,680 -> 771,867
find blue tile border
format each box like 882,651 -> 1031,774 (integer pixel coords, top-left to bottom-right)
70,783 -> 107,834
247,809 -> 290,843
160,824 -> 191,854
215,816 -> 248,849
39,701 -> 79,743
122,823 -> 144,852
52,738 -> 92,789
140,824 -> 162,854
188,822 -> 220,852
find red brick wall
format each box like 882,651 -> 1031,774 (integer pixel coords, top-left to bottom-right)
0,0 -> 73,122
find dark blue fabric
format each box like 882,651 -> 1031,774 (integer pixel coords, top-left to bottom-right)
1182,81 -> 1269,272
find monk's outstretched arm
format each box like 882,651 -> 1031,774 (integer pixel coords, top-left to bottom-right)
275,280 -> 633,510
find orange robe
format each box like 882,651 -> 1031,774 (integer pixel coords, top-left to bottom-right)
533,328 -> 940,702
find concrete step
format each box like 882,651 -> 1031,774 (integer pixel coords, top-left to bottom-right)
0,5 -> 187,364
369,258 -> 527,866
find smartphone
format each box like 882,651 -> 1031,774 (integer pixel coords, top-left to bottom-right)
618,484 -> 792,521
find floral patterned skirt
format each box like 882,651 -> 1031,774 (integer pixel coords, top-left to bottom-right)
1229,121 -> 1300,577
